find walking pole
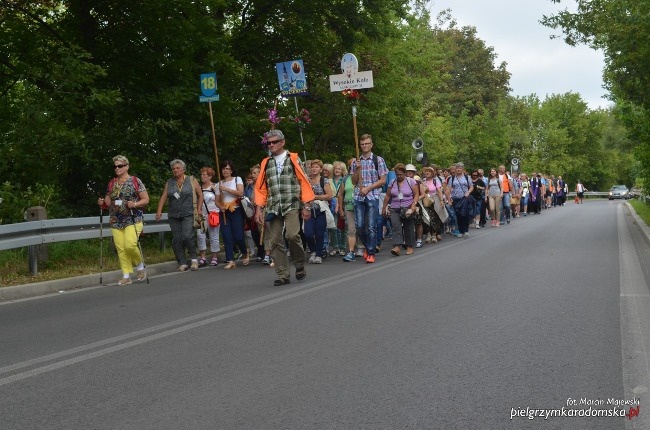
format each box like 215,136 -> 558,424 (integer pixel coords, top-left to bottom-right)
130,209 -> 149,284
99,206 -> 104,286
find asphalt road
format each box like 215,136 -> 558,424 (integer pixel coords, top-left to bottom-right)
1,201 -> 648,429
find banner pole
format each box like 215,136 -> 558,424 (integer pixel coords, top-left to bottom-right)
294,97 -> 307,161
352,105 -> 360,160
208,102 -> 221,181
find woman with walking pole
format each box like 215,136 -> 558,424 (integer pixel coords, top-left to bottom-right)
98,155 -> 150,285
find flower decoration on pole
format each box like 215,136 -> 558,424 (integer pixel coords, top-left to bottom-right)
267,108 -> 281,126
342,89 -> 362,101
289,108 -> 312,130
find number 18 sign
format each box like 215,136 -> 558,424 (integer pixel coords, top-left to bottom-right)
199,72 -> 220,103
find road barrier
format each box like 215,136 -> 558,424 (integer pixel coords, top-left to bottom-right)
0,214 -> 171,275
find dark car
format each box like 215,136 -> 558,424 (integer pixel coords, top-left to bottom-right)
609,185 -> 630,200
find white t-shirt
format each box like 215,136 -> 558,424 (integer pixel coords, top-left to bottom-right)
201,183 -> 220,215
273,150 -> 288,175
220,177 -> 243,204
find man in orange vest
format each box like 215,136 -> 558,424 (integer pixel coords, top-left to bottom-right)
254,129 -> 315,286
498,165 -> 514,224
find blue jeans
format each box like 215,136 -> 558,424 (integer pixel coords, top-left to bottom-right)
500,192 -> 511,222
354,198 -> 379,255
221,206 -> 247,262
304,209 -> 327,257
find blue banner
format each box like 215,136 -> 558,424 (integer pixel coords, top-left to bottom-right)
276,60 -> 308,97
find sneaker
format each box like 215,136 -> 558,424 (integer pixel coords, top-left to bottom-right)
136,269 -> 146,282
355,249 -> 365,257
463,232 -> 470,238
431,236 -> 438,243
338,249 -> 346,256
343,252 -> 356,262
191,260 -> 199,271
363,249 -> 369,261
329,250 -> 338,257
455,232 -> 462,238
262,255 -> 271,265
475,224 -> 480,229
506,219 -> 510,224
313,256 -> 322,264
117,277 -> 132,286
256,256 -> 263,262
178,264 -> 189,272
366,254 -> 375,263
416,239 -> 423,248
308,252 -> 317,264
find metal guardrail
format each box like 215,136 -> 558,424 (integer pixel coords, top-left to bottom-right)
0,214 -> 172,276
0,214 -> 170,252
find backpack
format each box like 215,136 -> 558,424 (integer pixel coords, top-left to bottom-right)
449,174 -> 471,191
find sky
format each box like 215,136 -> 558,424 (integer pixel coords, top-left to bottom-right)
430,0 -> 610,110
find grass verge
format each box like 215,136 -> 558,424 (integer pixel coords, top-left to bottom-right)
0,234 -> 175,287
629,200 -> 650,226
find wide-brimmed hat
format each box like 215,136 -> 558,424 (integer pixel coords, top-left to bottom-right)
422,166 -> 435,174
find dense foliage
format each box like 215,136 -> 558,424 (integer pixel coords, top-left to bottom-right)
0,0 -> 639,223
542,0 -> 650,190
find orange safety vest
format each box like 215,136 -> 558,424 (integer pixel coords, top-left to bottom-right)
254,152 -> 315,207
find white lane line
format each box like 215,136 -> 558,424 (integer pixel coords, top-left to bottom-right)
1,244 -> 457,387
618,203 -> 650,428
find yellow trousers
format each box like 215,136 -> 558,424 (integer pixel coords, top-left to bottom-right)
112,222 -> 143,275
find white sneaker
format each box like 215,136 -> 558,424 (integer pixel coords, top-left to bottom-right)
476,224 -> 480,229
308,252 -> 316,264
463,232 -> 470,238
313,256 -> 322,264
416,240 -> 423,248
356,249 -> 364,257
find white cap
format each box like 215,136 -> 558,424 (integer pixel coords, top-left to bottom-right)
405,164 -> 417,172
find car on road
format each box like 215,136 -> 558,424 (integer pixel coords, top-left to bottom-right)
608,185 -> 631,200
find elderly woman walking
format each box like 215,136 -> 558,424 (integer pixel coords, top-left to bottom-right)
98,155 -> 150,285
382,163 -> 419,256
156,159 -> 203,271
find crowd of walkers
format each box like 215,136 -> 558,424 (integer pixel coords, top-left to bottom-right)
99,130 -> 578,286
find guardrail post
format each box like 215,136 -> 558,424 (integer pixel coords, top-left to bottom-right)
25,206 -> 48,275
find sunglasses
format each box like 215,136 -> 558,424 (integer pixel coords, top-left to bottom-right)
114,164 -> 128,169
267,139 -> 283,145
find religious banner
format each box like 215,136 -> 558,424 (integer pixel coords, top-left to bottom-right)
276,59 -> 308,97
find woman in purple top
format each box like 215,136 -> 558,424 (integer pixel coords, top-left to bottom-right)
382,163 -> 420,256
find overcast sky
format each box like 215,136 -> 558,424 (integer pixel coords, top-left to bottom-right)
430,0 -> 610,110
